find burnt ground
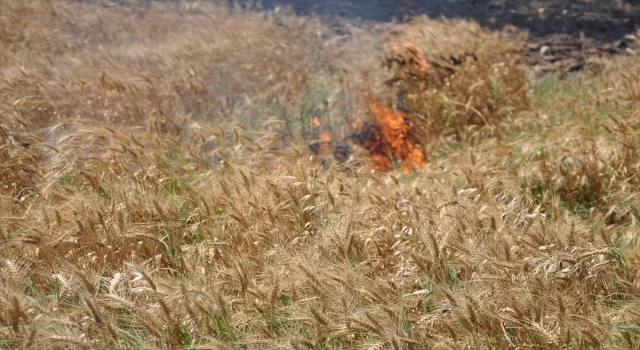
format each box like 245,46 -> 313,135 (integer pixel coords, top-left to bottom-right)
253,0 -> 640,72
257,0 -> 639,42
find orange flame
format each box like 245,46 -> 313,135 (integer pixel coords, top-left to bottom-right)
319,131 -> 330,142
312,116 -> 320,126
365,97 -> 426,173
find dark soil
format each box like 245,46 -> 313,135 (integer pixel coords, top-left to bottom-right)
257,0 -> 639,42
255,0 -> 640,72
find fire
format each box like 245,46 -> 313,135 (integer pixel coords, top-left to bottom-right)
385,29 -> 429,74
347,29 -> 429,173
307,28 -> 430,173
307,97 -> 426,173
363,97 -> 426,173
308,129 -> 332,156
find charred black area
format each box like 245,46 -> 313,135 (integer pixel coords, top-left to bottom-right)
250,0 -> 640,45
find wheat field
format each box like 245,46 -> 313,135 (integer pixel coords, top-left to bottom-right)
1,1 -> 640,349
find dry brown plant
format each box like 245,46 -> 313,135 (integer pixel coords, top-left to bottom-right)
0,0 -> 639,349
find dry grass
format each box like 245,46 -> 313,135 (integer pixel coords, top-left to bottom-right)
380,17 -> 529,153
1,0 -> 640,349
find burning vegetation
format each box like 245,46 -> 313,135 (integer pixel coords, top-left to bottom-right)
379,19 -> 530,145
308,90 -> 427,172
4,1 -> 640,349
308,96 -> 427,173
353,97 -> 426,172
309,21 -> 528,172
308,31 -> 436,172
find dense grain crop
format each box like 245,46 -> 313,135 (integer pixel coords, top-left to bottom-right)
1,1 -> 639,348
